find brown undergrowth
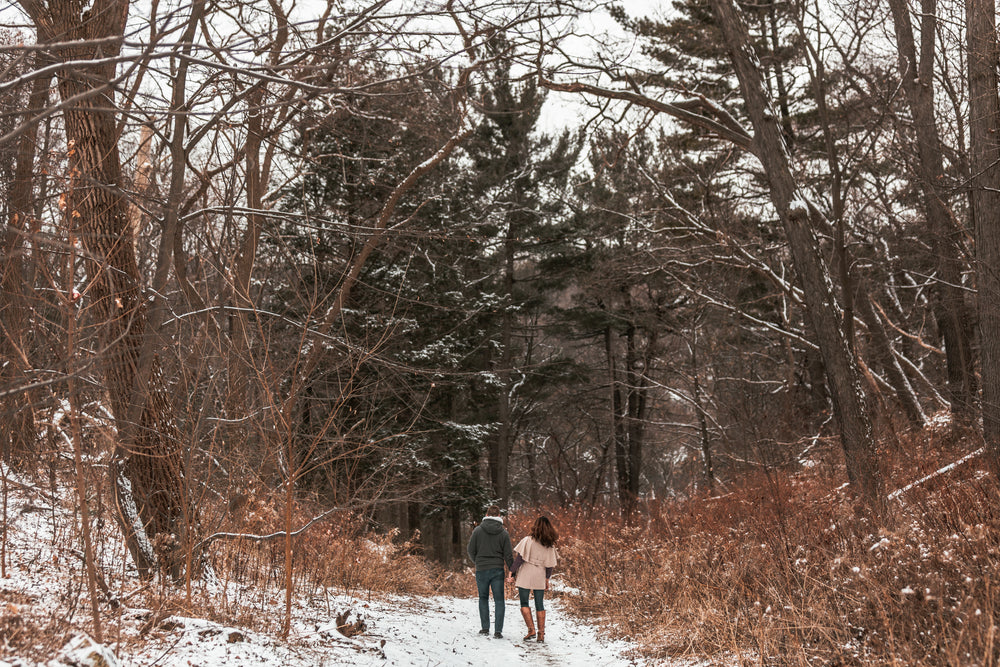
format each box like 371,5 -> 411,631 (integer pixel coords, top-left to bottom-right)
155,497 -> 450,633
525,419 -> 1000,666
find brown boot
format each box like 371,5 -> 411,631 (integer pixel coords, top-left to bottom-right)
520,607 -> 536,641
536,610 -> 546,642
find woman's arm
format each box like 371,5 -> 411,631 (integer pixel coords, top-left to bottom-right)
510,554 -> 524,575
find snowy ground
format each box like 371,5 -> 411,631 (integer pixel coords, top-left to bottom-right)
0,474 -> 659,667
119,594 -> 645,666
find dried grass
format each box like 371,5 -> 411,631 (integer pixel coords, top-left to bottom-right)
535,421 -> 1000,666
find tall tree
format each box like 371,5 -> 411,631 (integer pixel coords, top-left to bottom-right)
467,39 -> 580,507
706,0 -> 884,510
0,50 -> 49,464
555,129 -> 675,513
887,0 -> 975,416
17,0 -> 188,574
272,59 -> 490,558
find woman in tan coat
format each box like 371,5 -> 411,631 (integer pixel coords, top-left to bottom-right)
507,516 -> 558,642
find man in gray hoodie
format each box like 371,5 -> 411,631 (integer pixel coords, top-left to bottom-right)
467,505 -> 514,638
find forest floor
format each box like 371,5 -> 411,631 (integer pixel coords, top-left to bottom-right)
3,417 -> 989,666
0,474 -> 714,667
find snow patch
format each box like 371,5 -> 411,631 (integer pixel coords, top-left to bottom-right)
788,198 -> 809,218
54,634 -> 120,667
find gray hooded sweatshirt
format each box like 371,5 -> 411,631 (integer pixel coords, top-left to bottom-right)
467,516 -> 514,572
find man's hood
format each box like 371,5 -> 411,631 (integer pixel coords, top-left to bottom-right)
480,516 -> 504,534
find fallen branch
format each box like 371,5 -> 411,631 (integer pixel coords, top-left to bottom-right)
888,447 -> 984,501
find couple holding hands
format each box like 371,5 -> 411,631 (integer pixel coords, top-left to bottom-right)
466,506 -> 559,642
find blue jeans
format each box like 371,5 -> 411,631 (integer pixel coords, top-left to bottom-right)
475,568 -> 505,633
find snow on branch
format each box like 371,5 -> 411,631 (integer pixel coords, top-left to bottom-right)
192,506 -> 343,556
888,448 -> 984,501
279,114 -> 474,420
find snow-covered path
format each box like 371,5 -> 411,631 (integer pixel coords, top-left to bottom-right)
344,595 -> 639,666
120,593 -> 643,666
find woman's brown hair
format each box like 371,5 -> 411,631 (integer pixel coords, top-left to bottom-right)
531,516 -> 558,548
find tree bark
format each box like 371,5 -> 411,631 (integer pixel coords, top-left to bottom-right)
709,0 -> 885,512
690,338 -> 715,494
623,312 -> 654,511
604,324 -> 630,512
623,321 -> 640,511
966,0 -> 1000,477
228,86 -> 266,418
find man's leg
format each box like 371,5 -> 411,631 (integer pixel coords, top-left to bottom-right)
475,570 -> 491,632
490,569 -> 505,635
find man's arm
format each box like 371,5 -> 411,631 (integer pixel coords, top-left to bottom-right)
467,528 -> 479,564
502,533 -> 514,571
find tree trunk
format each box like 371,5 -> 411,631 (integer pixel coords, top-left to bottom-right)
966,0 -> 1000,477
888,0 -> 976,416
605,324 -> 630,512
526,435 -> 538,506
690,338 -> 715,494
623,316 -> 654,511
709,0 -> 885,512
19,0 -> 187,575
228,87 -> 267,418
491,214 -> 516,507
767,3 -> 794,146
797,10 -> 854,357
0,65 -> 50,464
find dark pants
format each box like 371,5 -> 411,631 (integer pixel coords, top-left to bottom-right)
475,568 -> 505,632
518,586 -> 545,611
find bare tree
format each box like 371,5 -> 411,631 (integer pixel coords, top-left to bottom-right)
887,0 -> 975,417
15,0 -> 189,575
966,0 -> 1000,477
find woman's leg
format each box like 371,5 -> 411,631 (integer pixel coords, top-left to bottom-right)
518,588 -> 536,640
